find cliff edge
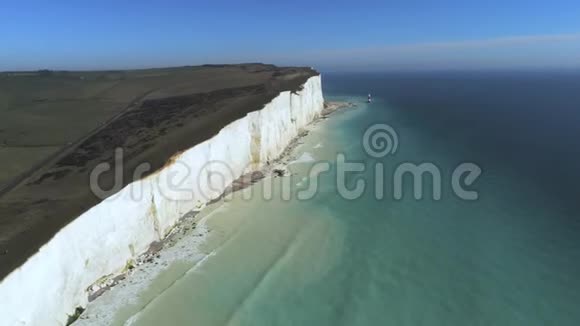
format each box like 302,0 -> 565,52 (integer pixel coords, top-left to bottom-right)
0,64 -> 322,324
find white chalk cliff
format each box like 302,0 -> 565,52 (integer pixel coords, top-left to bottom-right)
0,75 -> 324,325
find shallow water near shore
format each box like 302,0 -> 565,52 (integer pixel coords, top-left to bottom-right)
113,72 -> 580,325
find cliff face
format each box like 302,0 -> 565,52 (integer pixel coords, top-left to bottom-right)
0,65 -> 318,280
0,75 -> 324,325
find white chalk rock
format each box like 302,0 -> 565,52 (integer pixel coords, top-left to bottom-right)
0,76 -> 324,325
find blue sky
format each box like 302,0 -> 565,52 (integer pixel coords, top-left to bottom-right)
1,0 -> 580,71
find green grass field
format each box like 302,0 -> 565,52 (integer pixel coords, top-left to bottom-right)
0,65 -> 285,188
0,146 -> 59,185
0,68 -> 213,186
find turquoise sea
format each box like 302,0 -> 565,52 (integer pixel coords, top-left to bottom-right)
116,71 -> 580,325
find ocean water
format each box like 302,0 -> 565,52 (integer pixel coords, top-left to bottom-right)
117,71 -> 580,325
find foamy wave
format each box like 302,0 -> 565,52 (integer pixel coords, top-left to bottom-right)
291,152 -> 315,164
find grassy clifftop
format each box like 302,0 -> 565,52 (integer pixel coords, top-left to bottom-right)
0,64 -> 318,279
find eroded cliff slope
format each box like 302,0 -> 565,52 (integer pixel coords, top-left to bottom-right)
0,64 -> 322,325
